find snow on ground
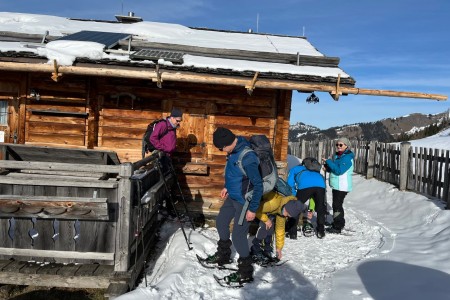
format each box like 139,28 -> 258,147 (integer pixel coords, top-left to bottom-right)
117,176 -> 450,300
117,131 -> 450,300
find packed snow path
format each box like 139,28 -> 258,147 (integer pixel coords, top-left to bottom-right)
117,175 -> 450,300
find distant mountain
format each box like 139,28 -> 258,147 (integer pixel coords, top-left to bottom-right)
289,111 -> 450,142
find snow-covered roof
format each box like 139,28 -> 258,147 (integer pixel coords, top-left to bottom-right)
0,12 -> 355,87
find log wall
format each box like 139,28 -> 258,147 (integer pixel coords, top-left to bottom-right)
0,72 -> 292,213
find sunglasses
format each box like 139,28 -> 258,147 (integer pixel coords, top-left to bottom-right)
335,143 -> 345,147
174,119 -> 182,123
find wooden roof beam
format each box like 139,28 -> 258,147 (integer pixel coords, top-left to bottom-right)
0,61 -> 446,101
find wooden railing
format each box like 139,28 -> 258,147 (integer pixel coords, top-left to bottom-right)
289,140 -> 450,209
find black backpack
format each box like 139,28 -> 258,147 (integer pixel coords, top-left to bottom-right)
294,157 -> 323,191
141,119 -> 167,158
236,135 -> 278,200
302,157 -> 322,172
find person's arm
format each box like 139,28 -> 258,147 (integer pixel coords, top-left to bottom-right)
287,165 -> 300,195
326,153 -> 353,175
275,214 -> 287,259
242,153 -> 263,212
149,121 -> 167,151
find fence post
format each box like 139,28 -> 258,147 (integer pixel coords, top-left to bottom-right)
318,141 -> 323,161
366,141 -> 376,179
399,142 -> 411,190
301,140 -> 306,159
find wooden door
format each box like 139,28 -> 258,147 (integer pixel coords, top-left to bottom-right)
175,107 -> 207,163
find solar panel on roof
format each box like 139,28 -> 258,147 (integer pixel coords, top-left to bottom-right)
56,31 -> 131,49
131,49 -> 184,64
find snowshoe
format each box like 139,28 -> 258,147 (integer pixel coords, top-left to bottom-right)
252,253 -> 270,266
213,273 -> 253,288
224,272 -> 253,284
197,254 -> 235,270
302,221 -> 315,237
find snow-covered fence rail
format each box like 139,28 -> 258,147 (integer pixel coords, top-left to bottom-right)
289,140 -> 450,209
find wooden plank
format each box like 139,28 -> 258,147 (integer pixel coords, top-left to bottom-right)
0,247 -> 114,260
37,263 -> 64,275
56,263 -> 81,276
0,195 -> 107,202
93,264 -> 114,276
115,163 -> 133,272
105,282 -> 129,299
19,169 -> 106,178
1,260 -> 27,272
75,264 -> 99,276
0,160 -> 121,173
0,259 -> 14,270
0,271 -> 112,288
0,177 -> 118,188
19,261 -> 43,274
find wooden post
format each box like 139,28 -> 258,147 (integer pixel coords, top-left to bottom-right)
115,162 -> 133,272
443,150 -> 449,208
366,141 -> 376,179
301,140 -> 306,159
318,141 -> 324,161
399,142 -> 411,190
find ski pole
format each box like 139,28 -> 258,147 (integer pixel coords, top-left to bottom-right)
167,159 -> 196,230
156,157 -> 193,250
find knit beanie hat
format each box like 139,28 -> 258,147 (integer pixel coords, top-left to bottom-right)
170,107 -> 183,118
337,137 -> 351,148
283,200 -> 303,218
213,127 -> 236,149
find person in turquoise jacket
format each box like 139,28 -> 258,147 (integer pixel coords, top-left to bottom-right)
322,137 -> 354,234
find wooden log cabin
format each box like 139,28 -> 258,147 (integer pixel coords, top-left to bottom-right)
0,12 -> 358,215
2,11 -> 444,297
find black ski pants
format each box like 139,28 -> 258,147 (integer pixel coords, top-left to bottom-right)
331,189 -> 348,230
286,186 -> 326,234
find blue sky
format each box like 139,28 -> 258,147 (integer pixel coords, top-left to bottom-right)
1,0 -> 449,129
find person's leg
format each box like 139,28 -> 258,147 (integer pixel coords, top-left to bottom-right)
208,197 -> 234,264
250,220 -> 266,255
330,189 -> 347,231
313,187 -> 326,238
285,215 -> 299,239
263,222 -> 275,258
230,200 -> 254,281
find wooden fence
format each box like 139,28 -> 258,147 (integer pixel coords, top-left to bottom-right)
289,140 -> 450,209
0,144 -> 174,298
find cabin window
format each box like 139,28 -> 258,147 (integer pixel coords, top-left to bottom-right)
0,101 -> 7,125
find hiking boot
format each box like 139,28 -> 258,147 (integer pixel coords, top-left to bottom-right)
252,253 -> 270,265
316,230 -> 325,239
285,231 -> 297,239
326,226 -> 341,234
224,272 -> 254,284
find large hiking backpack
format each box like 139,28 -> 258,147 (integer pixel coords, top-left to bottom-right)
236,135 -> 278,201
142,119 -> 167,158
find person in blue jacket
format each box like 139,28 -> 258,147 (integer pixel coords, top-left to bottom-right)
286,161 -> 326,239
322,137 -> 354,234
204,127 -> 263,285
